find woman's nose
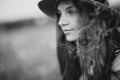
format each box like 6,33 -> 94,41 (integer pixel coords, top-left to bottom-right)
58,16 -> 69,27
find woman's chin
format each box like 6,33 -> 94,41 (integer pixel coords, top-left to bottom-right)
66,36 -> 77,42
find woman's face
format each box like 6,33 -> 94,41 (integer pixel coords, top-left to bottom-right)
57,2 -> 83,42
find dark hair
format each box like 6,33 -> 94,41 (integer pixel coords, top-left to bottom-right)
56,0 -> 120,80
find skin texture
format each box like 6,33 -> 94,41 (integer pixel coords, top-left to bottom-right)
57,2 -> 84,42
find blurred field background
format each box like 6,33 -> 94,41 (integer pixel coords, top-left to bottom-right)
0,0 -> 120,80
0,0 -> 62,80
0,18 -> 62,80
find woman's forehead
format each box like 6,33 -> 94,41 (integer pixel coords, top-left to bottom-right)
57,2 -> 75,10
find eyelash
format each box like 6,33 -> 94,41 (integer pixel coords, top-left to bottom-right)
57,10 -> 61,16
67,10 -> 77,15
57,9 -> 77,17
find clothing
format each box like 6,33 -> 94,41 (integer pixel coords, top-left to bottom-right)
57,43 -> 81,80
57,29 -> 120,80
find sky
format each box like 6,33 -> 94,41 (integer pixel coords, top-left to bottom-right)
0,0 -> 45,22
109,0 -> 120,6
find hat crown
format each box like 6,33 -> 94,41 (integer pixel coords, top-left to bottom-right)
94,0 -> 106,4
85,0 -> 109,6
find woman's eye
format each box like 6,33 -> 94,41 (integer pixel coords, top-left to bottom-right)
67,10 -> 77,15
57,10 -> 61,16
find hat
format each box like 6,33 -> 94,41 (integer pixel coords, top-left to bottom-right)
38,0 -> 120,17
38,0 -> 56,17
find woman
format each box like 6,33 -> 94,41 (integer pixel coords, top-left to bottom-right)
38,0 -> 120,80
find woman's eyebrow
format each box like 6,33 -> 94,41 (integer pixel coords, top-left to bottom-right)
66,6 -> 76,10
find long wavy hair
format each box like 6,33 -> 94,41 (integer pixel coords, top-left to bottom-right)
57,0 -> 120,80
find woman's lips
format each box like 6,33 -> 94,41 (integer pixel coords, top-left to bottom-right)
63,29 -> 74,31
63,29 -> 73,34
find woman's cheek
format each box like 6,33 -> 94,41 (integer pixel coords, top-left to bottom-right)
68,31 -> 80,41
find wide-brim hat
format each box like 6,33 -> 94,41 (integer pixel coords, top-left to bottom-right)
38,0 -> 56,17
38,0 -> 120,17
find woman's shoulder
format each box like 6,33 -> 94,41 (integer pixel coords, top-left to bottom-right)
57,43 -> 71,58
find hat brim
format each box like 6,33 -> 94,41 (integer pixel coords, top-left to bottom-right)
38,0 -> 120,17
38,0 -> 56,17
